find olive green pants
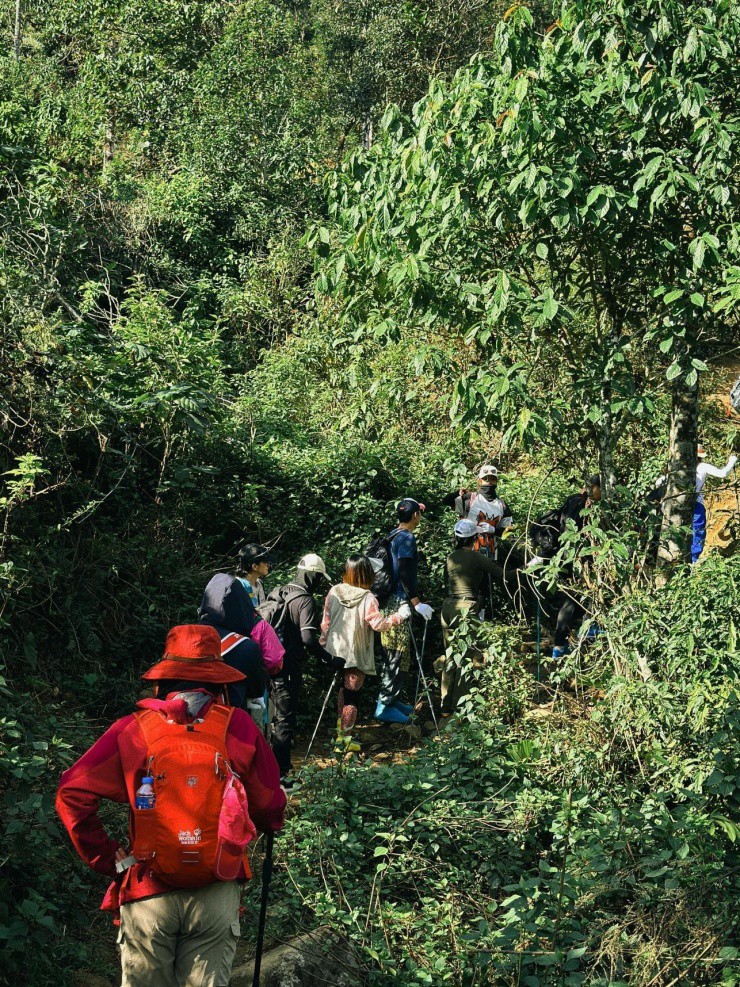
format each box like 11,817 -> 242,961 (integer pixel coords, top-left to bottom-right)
118,881 -> 241,987
439,599 -> 480,715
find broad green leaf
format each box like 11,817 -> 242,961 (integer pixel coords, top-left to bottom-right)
666,362 -> 682,381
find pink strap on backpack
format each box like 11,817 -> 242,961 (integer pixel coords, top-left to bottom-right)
214,772 -> 257,881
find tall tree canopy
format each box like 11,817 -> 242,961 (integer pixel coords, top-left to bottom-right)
316,0 -> 740,557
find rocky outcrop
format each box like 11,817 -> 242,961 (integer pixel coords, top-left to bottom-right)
231,926 -> 366,986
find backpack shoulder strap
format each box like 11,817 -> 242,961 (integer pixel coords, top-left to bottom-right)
135,707 -> 173,747
283,586 -> 310,612
454,494 -> 471,517
135,703 -> 234,746
194,703 -> 234,744
271,586 -> 307,630
221,631 -> 246,656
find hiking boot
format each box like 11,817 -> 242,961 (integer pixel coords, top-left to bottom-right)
374,701 -> 409,725
581,623 -> 604,641
392,699 -> 413,716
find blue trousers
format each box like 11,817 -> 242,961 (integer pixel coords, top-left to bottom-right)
691,501 -> 706,563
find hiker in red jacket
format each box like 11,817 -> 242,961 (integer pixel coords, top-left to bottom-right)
56,624 -> 286,987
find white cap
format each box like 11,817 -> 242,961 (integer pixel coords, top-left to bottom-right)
478,464 -> 499,480
368,557 -> 384,575
454,519 -> 479,539
296,553 -> 329,579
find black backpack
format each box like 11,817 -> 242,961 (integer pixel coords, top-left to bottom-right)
529,509 -> 563,560
365,530 -> 402,608
731,375 -> 740,414
257,586 -> 308,647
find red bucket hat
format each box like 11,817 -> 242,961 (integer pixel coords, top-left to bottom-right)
142,625 -> 246,685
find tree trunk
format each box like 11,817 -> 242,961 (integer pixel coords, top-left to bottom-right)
659,373 -> 698,565
362,112 -> 373,150
590,253 -> 620,499
597,372 -> 616,498
13,0 -> 22,59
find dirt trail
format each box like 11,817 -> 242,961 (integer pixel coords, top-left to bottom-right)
289,632 -> 556,779
707,356 -> 740,418
703,356 -> 740,554
705,484 -> 740,555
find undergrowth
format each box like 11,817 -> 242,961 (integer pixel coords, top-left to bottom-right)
250,558 -> 740,986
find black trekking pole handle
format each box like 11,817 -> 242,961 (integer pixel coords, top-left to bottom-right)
252,829 -> 274,987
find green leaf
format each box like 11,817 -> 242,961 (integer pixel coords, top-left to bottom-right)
689,238 -> 706,269
666,362 -> 682,381
542,292 -> 559,320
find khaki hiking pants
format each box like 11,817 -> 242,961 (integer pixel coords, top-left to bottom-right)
118,881 -> 241,987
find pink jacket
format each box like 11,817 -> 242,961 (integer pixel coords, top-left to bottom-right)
251,619 -> 284,675
56,695 -> 285,915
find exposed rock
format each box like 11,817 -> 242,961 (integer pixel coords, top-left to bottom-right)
231,926 -> 366,987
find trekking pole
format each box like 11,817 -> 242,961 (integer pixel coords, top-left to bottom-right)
303,673 -> 338,763
411,618 -> 429,711
252,830 -> 274,987
535,596 -> 541,683
408,618 -> 439,736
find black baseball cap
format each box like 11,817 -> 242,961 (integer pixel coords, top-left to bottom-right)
238,543 -> 273,570
397,497 -> 426,518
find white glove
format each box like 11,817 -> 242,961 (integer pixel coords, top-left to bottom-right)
729,454 -> 738,468
397,604 -> 412,621
415,602 -> 434,621
477,522 -> 494,534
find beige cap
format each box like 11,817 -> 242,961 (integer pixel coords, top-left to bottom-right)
296,553 -> 329,579
478,464 -> 499,479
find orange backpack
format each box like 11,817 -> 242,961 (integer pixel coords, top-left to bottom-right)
131,703 -> 255,887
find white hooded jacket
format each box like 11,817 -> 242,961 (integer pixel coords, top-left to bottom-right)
320,583 -> 403,674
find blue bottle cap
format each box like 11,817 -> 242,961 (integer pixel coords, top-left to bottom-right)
142,776 -> 154,784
